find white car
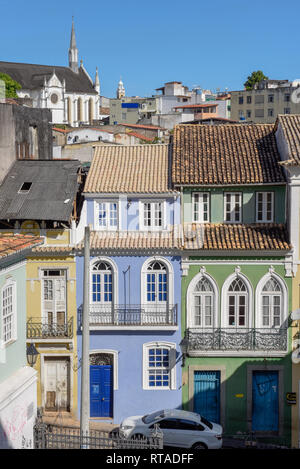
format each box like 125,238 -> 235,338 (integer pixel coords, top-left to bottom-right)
119,409 -> 223,450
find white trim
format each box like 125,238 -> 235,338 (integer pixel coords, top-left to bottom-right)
90,256 -> 118,306
186,269 -> 219,328
188,351 -> 288,357
0,260 -> 26,276
224,192 -> 242,223
87,326 -> 178,331
142,341 -> 176,391
1,278 -> 17,346
192,192 -> 210,223
141,256 -> 174,306
89,349 -> 119,390
255,191 -> 274,223
139,199 -> 167,231
221,270 -> 253,328
93,199 -> 120,231
255,271 -> 288,328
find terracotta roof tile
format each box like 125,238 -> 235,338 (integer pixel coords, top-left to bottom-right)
76,227 -> 183,251
172,124 -> 285,185
84,144 -> 174,194
0,233 -> 43,258
183,223 -> 290,251
276,114 -> 300,165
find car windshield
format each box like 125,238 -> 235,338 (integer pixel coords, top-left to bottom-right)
142,410 -> 165,424
200,416 -> 213,429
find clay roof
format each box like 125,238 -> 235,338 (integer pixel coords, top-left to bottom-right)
172,124 -> 285,185
0,233 -> 43,259
120,123 -> 163,131
126,131 -> 153,142
183,223 -> 290,251
276,114 -> 300,165
84,144 -> 174,194
83,227 -> 182,251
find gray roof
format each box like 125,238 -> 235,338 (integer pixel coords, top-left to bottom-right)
0,160 -> 80,222
0,61 -> 97,94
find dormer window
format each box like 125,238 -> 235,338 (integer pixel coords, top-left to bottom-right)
224,192 -> 242,223
256,192 -> 274,223
140,201 -> 165,230
95,201 -> 118,230
19,182 -> 32,193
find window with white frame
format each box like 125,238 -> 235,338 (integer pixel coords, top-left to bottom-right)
256,192 -> 274,222
143,342 -> 176,390
2,281 -> 16,344
96,201 -> 118,230
193,277 -> 215,327
261,277 -> 282,327
141,201 -> 164,229
91,261 -> 113,304
192,192 -> 210,222
224,193 -> 242,223
227,277 -> 248,327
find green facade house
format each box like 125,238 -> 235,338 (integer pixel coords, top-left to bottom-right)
173,124 -> 293,446
0,234 -> 42,449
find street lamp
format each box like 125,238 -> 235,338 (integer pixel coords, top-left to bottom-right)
179,335 -> 189,368
26,343 -> 39,367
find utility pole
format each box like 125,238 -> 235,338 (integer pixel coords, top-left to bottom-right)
80,225 -> 90,446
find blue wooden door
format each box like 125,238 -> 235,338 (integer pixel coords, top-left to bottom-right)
90,365 -> 113,418
194,371 -> 221,423
252,371 -> 279,432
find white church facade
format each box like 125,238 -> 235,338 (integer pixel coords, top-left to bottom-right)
0,20 -> 100,127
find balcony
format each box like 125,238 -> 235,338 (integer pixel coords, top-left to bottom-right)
186,327 -> 288,356
78,304 -> 178,329
27,317 -> 73,340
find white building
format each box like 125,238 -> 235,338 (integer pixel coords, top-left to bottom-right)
0,20 -> 100,127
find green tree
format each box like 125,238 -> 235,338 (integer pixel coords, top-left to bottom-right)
0,73 -> 22,98
243,70 -> 268,90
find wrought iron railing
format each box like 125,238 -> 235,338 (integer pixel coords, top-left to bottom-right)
187,327 -> 288,352
78,304 -> 178,327
27,317 -> 73,339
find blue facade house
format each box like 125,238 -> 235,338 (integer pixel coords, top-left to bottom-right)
76,144 -> 183,423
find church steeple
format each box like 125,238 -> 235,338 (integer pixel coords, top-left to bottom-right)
69,17 -> 79,73
117,77 -> 125,99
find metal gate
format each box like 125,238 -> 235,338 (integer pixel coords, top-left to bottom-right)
34,422 -> 163,449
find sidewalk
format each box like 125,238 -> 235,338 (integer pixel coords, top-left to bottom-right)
42,412 -> 119,433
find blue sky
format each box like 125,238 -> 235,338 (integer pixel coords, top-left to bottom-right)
1,0 -> 300,98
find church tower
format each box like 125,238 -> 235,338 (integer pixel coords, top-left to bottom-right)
69,17 -> 79,73
117,78 -> 125,99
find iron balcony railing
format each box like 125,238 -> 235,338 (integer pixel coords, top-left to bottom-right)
78,304 -> 178,327
187,327 -> 288,352
27,317 -> 73,339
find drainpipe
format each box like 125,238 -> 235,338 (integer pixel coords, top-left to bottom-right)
80,225 -> 90,445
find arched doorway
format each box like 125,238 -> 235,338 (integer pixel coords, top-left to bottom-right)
89,353 -> 114,418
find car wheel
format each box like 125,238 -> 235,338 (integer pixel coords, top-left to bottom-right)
192,442 -> 207,450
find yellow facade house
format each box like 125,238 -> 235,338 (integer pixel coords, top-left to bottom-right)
0,159 -> 86,419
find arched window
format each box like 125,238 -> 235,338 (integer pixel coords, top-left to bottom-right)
91,261 -> 112,304
227,277 -> 248,327
261,277 -> 283,328
193,277 -> 214,327
146,260 -> 167,304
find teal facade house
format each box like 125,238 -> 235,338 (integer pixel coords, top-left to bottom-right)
0,234 -> 42,449
173,124 -> 293,446
76,144 -> 183,423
